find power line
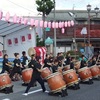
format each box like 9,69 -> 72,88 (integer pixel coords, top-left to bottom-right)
6,0 -> 37,14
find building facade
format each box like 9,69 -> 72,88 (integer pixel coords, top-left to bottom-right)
46,10 -> 100,55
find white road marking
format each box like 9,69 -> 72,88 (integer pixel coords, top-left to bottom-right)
2,98 -> 10,100
27,89 -> 42,95
23,89 -> 42,96
22,89 -> 49,96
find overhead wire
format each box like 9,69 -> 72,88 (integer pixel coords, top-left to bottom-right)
6,0 -> 37,14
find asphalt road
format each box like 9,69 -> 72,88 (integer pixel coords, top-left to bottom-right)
0,79 -> 100,100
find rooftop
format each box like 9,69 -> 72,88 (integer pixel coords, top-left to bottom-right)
46,10 -> 100,21
0,20 -> 29,36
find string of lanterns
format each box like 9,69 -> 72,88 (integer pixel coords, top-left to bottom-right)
0,10 -> 75,33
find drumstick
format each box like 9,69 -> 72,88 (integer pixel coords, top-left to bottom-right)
41,63 -> 44,69
96,55 -> 100,64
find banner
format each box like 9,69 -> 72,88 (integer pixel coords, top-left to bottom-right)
81,27 -> 87,34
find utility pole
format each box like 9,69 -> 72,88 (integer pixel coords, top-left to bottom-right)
53,0 -> 57,57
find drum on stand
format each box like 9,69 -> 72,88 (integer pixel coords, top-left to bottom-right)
0,73 -> 12,90
41,67 -> 52,79
46,72 -> 66,93
90,65 -> 100,78
63,69 -> 79,87
22,68 -> 33,84
63,65 -> 70,71
78,67 -> 92,82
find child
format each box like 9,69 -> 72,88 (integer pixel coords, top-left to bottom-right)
21,51 -> 28,69
10,53 -> 22,79
52,59 -> 59,73
1,54 -> 12,74
70,57 -> 75,69
80,55 -> 87,68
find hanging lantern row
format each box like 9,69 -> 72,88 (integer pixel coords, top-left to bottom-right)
0,10 -> 74,29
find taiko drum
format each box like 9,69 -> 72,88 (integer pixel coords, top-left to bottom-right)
63,69 -> 79,86
0,73 -> 12,90
46,72 -> 66,93
90,65 -> 100,78
41,67 -> 52,79
22,68 -> 33,83
78,67 -> 92,82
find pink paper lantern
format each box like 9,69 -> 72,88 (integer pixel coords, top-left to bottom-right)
40,20 -> 43,27
65,21 -> 68,27
21,17 -> 24,24
48,22 -> 51,28
0,10 -> 3,20
55,22 -> 58,28
62,28 -> 65,34
13,14 -> 18,24
52,22 -> 56,28
30,19 -> 34,26
24,18 -> 28,25
68,21 -> 71,27
61,22 -> 64,28
71,20 -> 74,26
58,22 -> 62,28
17,17 -> 23,24
5,12 -> 10,22
34,20 -> 39,27
44,21 -> 47,28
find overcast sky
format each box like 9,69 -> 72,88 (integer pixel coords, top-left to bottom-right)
0,0 -> 100,16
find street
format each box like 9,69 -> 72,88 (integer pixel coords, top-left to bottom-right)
0,79 -> 100,100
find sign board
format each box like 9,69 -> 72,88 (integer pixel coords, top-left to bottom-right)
45,27 -> 50,31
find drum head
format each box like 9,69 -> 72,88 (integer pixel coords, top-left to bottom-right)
75,61 -> 80,64
65,65 -> 70,67
22,68 -> 33,72
47,72 -> 60,79
28,47 -> 36,57
78,67 -> 88,72
63,69 -> 74,75
90,65 -> 96,68
0,73 -> 8,76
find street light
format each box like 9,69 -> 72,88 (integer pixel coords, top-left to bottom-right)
86,4 -> 99,46
68,12 -> 77,58
94,7 -> 99,16
86,4 -> 99,59
87,4 -> 91,12
87,4 -> 91,46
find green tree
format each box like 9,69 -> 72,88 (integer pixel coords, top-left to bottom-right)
36,0 -> 54,41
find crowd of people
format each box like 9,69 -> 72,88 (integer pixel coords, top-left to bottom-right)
0,51 -> 100,95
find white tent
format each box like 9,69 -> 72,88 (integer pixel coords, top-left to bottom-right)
0,20 -> 36,58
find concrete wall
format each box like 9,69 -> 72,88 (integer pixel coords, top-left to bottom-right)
0,37 -> 3,58
46,46 -> 71,55
56,46 -> 71,54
